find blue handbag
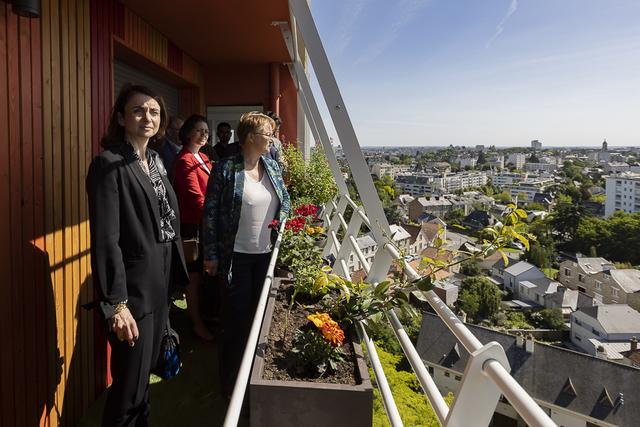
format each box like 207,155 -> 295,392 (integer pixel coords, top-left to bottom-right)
153,317 -> 181,379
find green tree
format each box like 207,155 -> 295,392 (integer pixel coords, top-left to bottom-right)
494,191 -> 512,204
550,201 -> 584,241
458,277 -> 503,320
477,151 -> 486,165
444,208 -> 465,226
532,308 -> 565,330
573,212 -> 640,264
461,260 -> 481,276
524,242 -> 553,268
524,202 -> 546,211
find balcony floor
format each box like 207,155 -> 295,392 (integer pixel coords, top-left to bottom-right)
78,301 -> 247,426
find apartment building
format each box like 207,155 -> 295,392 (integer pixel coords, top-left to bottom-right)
604,172 -> 640,217
531,140 -> 542,150
396,174 -> 435,196
397,171 -> 488,196
524,162 -> 559,173
492,171 -> 525,187
370,163 -> 412,179
408,196 -> 454,221
486,155 -> 504,170
457,156 -> 477,169
509,179 -> 553,202
507,153 -> 526,169
558,257 -> 640,311
433,172 -> 488,192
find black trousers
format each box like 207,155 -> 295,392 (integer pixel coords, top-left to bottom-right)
102,243 -> 172,427
220,251 -> 271,396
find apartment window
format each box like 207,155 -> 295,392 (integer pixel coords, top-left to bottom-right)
574,334 -> 582,341
444,372 -> 451,378
578,286 -> 586,293
578,274 -> 585,283
454,375 -> 462,381
595,281 -> 602,291
564,268 -> 571,277
611,288 -> 619,297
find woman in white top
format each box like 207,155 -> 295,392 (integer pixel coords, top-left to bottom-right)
202,112 -> 290,397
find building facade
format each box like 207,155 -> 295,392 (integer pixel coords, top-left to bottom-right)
605,173 -> 640,216
558,258 -> 640,310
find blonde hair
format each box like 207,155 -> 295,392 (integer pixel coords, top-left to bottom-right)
237,112 -> 275,144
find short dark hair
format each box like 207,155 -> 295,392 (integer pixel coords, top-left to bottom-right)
179,114 -> 208,145
265,111 -> 282,127
101,84 -> 168,148
217,122 -> 231,131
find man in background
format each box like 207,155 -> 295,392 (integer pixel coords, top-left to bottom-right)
154,115 -> 184,181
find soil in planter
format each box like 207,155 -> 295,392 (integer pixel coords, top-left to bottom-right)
263,281 -> 358,386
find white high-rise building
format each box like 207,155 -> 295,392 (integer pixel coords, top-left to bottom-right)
531,140 -> 542,150
605,173 -> 640,217
507,153 -> 526,169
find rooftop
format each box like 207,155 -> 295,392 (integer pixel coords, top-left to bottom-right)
608,269 -> 640,293
576,257 -> 612,274
577,304 -> 640,334
417,313 -> 640,426
504,261 -> 540,277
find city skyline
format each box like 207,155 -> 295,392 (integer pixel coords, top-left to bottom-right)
310,0 -> 640,147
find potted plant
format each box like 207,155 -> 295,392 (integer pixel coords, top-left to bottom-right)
250,275 -> 374,427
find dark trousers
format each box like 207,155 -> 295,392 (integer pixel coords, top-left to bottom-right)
220,251 -> 271,395
102,243 -> 172,427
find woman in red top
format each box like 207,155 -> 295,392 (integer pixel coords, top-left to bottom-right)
173,114 -> 214,340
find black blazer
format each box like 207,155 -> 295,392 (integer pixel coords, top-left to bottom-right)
87,143 -> 189,319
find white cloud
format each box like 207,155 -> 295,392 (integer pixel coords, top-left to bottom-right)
355,0 -> 430,64
486,0 -> 518,48
335,0 -> 370,54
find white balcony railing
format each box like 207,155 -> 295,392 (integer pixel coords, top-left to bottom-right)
223,1 -> 557,426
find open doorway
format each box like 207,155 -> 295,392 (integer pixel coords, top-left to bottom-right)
206,105 -> 263,144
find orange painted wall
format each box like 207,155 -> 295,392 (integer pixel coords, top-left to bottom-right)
204,63 -> 298,145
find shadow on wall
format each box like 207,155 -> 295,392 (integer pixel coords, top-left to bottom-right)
6,243 -> 62,426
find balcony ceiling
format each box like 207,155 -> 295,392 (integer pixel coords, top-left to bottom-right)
120,0 -> 292,65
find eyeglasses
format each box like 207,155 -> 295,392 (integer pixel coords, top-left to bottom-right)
253,132 -> 273,139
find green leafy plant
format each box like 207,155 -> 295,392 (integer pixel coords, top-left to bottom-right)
283,145 -> 337,206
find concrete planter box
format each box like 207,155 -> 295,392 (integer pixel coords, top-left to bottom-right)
250,278 -> 373,427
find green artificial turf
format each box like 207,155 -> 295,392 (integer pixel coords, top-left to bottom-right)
78,301 -> 246,426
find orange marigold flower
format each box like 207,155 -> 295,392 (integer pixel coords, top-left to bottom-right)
321,322 -> 345,346
307,312 -> 331,328
307,312 -> 345,346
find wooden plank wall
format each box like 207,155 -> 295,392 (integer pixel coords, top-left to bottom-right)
41,0 -> 94,425
0,0 -> 93,425
0,0 -> 204,424
0,6 -> 46,427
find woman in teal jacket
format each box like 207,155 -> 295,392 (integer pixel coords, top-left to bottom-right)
202,112 -> 289,396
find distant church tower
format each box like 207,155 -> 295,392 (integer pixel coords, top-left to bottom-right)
602,139 -> 608,152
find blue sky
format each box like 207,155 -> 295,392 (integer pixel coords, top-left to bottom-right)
309,0 -> 640,147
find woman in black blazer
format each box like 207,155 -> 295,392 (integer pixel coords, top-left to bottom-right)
87,84 -> 189,427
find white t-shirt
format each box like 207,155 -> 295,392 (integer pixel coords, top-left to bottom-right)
233,171 -> 279,254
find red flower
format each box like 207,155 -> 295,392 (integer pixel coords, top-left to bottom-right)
285,216 -> 307,232
294,204 -> 319,220
268,219 -> 280,230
